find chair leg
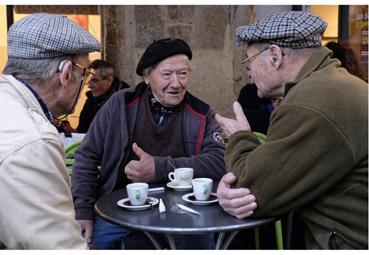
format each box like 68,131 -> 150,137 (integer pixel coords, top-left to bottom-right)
254,227 -> 260,249
285,211 -> 294,249
275,220 -> 284,250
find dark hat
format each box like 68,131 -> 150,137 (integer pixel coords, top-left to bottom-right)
8,13 -> 101,59
136,38 -> 192,76
235,11 -> 327,48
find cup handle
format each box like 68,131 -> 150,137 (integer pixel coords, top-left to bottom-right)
168,172 -> 175,182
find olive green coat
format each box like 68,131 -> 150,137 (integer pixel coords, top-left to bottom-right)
226,47 -> 368,249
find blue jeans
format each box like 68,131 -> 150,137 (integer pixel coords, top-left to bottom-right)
90,215 -> 130,249
91,215 -> 215,249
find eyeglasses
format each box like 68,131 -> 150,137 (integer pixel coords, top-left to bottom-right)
72,62 -> 95,85
241,46 -> 270,65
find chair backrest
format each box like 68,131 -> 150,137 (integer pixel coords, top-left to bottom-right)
64,140 -> 81,166
253,132 -> 267,144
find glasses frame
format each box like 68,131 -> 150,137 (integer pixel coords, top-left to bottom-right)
241,46 -> 270,65
72,62 -> 95,85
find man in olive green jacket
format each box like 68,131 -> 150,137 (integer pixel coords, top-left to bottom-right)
216,11 -> 367,249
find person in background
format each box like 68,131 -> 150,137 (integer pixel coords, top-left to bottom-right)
72,38 -> 226,249
0,13 -> 101,249
325,41 -> 367,82
216,11 -> 367,249
76,59 -> 130,133
237,83 -> 281,134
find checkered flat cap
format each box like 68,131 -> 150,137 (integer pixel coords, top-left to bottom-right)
235,11 -> 327,48
8,13 -> 101,59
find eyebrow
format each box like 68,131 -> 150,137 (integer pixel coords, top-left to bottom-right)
159,67 -> 189,72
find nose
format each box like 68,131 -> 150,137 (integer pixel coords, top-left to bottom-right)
170,73 -> 181,88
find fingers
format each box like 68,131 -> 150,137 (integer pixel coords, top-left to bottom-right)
84,223 -> 94,243
233,101 -> 250,129
215,114 -> 232,137
217,173 -> 257,219
132,143 -> 146,159
215,114 -> 226,129
220,194 -> 257,219
124,160 -> 140,181
218,186 -> 251,201
77,220 -> 94,243
220,172 -> 237,187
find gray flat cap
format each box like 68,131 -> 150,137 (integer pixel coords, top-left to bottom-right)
235,11 -> 327,48
8,13 -> 101,59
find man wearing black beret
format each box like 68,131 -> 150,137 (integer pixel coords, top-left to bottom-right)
72,38 -> 226,249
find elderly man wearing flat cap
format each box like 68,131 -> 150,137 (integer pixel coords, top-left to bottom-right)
0,13 -> 101,249
216,11 -> 368,249
72,38 -> 226,249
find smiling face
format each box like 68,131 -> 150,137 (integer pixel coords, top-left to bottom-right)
143,54 -> 190,107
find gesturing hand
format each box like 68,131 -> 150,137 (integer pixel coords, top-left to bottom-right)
215,101 -> 251,137
124,143 -> 155,182
217,172 -> 257,219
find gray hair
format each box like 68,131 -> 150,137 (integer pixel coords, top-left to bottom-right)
2,55 -> 74,86
142,65 -> 156,77
88,59 -> 114,79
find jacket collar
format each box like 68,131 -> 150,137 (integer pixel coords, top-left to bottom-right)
284,47 -> 333,95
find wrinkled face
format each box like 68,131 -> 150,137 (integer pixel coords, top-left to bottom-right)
87,69 -> 113,97
66,54 -> 91,114
144,54 -> 190,107
243,44 -> 283,99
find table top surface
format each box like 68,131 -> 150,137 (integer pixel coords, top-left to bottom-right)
95,184 -> 276,234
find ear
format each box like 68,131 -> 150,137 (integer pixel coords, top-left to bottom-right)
269,45 -> 284,68
107,75 -> 114,85
143,76 -> 150,86
59,60 -> 73,88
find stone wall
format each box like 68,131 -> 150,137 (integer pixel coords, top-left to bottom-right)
102,6 -> 254,117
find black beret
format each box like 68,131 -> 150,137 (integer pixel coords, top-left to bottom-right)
136,38 -> 192,76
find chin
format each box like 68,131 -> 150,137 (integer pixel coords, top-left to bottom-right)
165,97 -> 184,107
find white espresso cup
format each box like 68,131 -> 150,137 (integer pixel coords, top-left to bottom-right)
126,183 -> 149,206
192,178 -> 213,201
168,168 -> 194,186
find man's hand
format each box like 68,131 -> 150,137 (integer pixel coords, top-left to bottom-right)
77,219 -> 94,243
124,143 -> 155,182
217,172 -> 257,219
215,101 -> 251,137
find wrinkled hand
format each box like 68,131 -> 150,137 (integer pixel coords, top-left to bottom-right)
124,143 -> 155,182
77,219 -> 94,243
217,172 -> 257,219
215,101 -> 251,137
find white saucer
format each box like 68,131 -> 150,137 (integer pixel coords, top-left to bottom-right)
117,197 -> 159,211
166,181 -> 192,191
182,193 -> 218,205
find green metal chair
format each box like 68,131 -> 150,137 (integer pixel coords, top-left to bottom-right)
64,140 -> 82,176
253,132 -> 284,250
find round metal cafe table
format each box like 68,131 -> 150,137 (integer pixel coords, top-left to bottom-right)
94,184 -> 276,249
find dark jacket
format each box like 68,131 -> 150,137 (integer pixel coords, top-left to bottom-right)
72,83 -> 226,220
76,78 -> 130,133
226,47 -> 368,249
237,83 -> 273,134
